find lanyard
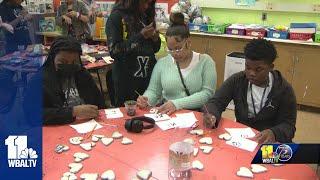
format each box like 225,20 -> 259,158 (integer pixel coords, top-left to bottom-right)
250,83 -> 268,116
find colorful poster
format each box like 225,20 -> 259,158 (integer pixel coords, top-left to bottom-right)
95,1 -> 115,17
39,17 -> 55,32
155,3 -> 168,22
235,0 -> 256,6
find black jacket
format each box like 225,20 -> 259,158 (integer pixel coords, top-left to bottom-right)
206,70 -> 297,143
0,2 -> 31,53
43,64 -> 106,125
105,4 -> 161,106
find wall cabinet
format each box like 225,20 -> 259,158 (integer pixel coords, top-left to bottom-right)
291,47 -> 320,107
190,33 -> 320,107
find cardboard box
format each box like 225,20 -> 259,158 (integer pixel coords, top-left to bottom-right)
224,52 -> 245,110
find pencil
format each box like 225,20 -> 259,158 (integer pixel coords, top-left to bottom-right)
135,90 -> 152,108
134,90 -> 141,96
85,123 -> 97,140
203,104 -> 209,114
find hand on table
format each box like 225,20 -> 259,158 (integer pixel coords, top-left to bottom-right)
137,95 -> 149,109
73,105 -> 99,119
253,129 -> 276,144
202,112 -> 216,129
157,101 -> 176,115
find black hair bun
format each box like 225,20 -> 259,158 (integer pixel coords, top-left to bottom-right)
170,12 -> 185,26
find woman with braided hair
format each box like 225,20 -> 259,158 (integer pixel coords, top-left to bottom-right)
42,36 -> 106,125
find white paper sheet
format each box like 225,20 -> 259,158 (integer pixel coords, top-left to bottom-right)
70,119 -> 103,134
173,117 -> 197,129
225,127 -> 256,139
174,112 -> 198,128
102,56 -> 114,64
105,108 -> 123,119
226,137 -> 258,152
144,113 -> 171,122
155,112 -> 198,131
175,112 -> 197,120
156,119 -> 176,131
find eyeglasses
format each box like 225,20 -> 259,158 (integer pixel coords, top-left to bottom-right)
166,41 -> 187,54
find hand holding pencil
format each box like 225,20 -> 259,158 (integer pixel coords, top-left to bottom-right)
202,104 -> 217,129
135,90 -> 152,109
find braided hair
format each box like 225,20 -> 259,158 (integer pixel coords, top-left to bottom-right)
43,36 -> 83,68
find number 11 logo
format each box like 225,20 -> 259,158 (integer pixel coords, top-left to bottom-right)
261,145 -> 274,159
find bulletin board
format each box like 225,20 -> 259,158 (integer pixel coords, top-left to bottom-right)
53,0 -> 178,12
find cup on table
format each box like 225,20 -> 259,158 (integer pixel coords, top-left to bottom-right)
168,141 -> 193,180
124,100 -> 137,116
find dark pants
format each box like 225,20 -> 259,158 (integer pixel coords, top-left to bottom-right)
106,70 -> 115,107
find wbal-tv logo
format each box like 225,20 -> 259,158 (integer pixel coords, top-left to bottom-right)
261,144 -> 293,163
5,136 -> 38,168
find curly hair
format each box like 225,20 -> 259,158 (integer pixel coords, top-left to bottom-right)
244,39 -> 277,64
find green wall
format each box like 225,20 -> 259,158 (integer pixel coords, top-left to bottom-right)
200,0 -> 320,27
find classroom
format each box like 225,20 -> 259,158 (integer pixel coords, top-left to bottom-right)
0,0 -> 319,179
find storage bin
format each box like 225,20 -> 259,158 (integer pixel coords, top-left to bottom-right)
200,24 -> 208,32
189,23 -> 202,32
207,24 -> 228,34
246,28 -> 267,37
289,33 -> 314,41
315,33 -> 320,43
226,27 -> 245,35
267,29 -> 289,39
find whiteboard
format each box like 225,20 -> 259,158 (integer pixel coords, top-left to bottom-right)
192,0 -> 320,13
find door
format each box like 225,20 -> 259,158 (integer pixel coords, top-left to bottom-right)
292,46 -> 320,107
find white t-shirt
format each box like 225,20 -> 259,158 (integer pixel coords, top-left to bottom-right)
247,72 -> 273,118
172,51 -> 200,78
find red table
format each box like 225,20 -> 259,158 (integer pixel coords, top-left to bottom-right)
43,109 -> 318,180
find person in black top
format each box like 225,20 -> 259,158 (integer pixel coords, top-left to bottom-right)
106,0 -> 161,107
204,39 -> 297,143
0,0 -> 32,53
42,37 -> 106,125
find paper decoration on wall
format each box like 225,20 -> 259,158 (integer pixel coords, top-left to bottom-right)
26,0 -> 54,13
235,0 -> 256,6
95,1 -> 115,18
39,17 -> 55,32
155,3 -> 169,22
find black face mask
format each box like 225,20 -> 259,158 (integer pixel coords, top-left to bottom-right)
56,64 -> 81,77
